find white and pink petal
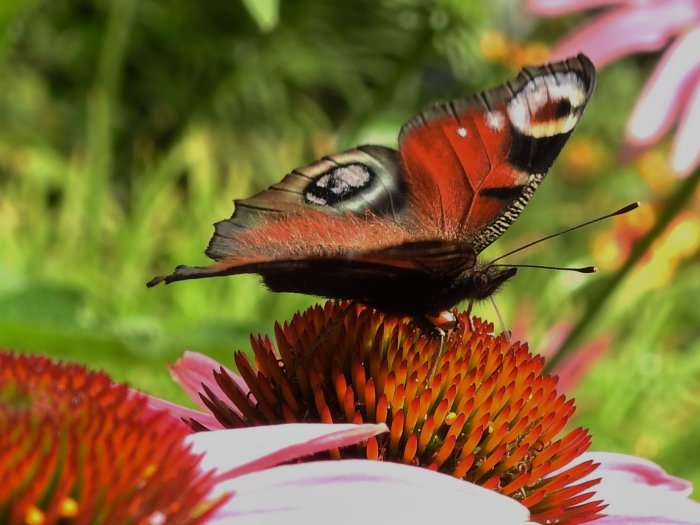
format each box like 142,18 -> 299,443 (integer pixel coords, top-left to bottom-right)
527,0 -> 628,17
577,452 -> 700,524
670,77 -> 700,176
626,27 -> 700,148
209,460 -> 534,525
188,423 -> 388,479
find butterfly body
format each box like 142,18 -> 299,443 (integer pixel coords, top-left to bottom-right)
149,55 -> 596,316
217,245 -> 516,315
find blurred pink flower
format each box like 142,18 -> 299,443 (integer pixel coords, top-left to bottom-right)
511,309 -> 612,392
150,349 -> 700,524
528,0 -> 700,176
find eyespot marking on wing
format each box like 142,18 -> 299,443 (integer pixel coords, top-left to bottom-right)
507,71 -> 588,138
304,164 -> 374,206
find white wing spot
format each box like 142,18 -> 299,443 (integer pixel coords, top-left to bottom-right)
507,72 -> 587,138
485,111 -> 505,131
457,127 -> 468,137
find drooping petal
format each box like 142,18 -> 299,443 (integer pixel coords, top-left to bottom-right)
169,350 -> 254,412
527,0 -> 627,17
548,3 -> 700,66
188,423 -> 388,479
626,27 -> 700,147
209,460 -> 534,525
576,452 -> 700,524
671,77 -> 700,176
138,389 -> 224,430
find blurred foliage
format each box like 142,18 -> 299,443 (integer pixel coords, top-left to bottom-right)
1,0 -> 698,491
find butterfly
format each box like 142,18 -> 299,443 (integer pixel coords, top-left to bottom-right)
148,54 -> 596,321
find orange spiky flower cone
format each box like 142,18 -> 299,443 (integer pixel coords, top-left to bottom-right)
0,352 -> 226,525
188,301 -> 605,525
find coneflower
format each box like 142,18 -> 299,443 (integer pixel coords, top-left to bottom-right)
188,301 -> 605,525
0,353 -> 225,525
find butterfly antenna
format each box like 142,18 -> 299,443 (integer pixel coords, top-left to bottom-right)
490,202 -> 639,265
491,263 -> 597,273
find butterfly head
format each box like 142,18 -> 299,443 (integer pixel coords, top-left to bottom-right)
458,265 -> 518,301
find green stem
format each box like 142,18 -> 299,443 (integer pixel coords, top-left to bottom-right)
81,0 -> 137,257
545,166 -> 700,372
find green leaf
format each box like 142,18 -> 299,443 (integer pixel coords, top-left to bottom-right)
241,0 -> 279,32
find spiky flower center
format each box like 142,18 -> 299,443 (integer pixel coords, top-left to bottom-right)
0,352 -> 224,525
194,301 -> 605,524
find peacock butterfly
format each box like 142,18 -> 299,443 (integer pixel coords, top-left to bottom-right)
148,54 -> 596,319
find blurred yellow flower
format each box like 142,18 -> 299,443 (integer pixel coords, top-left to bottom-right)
638,149 -> 676,195
479,31 -> 511,64
635,436 -> 659,460
659,212 -> 700,260
479,32 -> 550,71
562,137 -> 603,176
512,41 -> 551,69
592,205 -> 654,271
604,210 -> 699,294
592,231 -> 624,271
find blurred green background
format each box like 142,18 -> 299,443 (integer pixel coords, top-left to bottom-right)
1,0 -> 699,489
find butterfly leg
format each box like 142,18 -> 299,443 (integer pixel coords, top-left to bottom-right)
420,311 -> 458,382
465,300 -> 475,332
426,326 -> 446,383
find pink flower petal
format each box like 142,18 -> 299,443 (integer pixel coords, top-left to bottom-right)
552,334 -> 612,392
538,320 -> 571,360
527,0 -> 627,17
576,452 -> 700,524
209,460 -> 534,524
139,391 -> 224,430
548,3 -> 700,66
671,77 -> 700,176
169,350 -> 253,413
626,27 -> 700,147
188,423 -> 388,479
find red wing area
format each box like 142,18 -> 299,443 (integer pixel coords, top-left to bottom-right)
398,101 -> 526,238
398,54 -> 596,251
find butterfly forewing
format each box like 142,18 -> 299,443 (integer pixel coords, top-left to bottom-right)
204,145 -> 409,264
398,54 -> 595,252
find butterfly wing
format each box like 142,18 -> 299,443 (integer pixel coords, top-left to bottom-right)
149,55 -> 596,313
148,144 -> 420,286
398,54 -> 596,252
204,144 -> 408,261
